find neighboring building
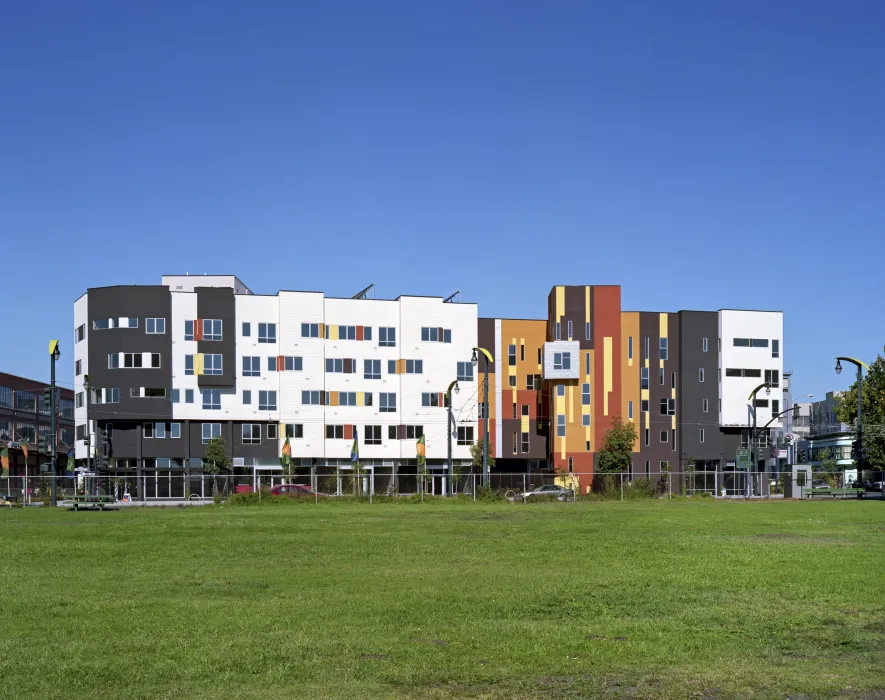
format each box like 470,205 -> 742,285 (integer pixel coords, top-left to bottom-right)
806,391 -> 855,475
74,277 -> 784,497
480,287 -> 784,495
0,372 -> 75,476
74,276 -> 479,497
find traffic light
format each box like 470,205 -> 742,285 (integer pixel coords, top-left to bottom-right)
799,449 -> 807,462
96,427 -> 111,469
42,387 -> 53,409
38,436 -> 47,452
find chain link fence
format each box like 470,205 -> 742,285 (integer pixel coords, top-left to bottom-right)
1,469 -> 881,505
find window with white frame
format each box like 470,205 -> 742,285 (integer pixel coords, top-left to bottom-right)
700,429 -> 705,443
364,359 -> 381,380
202,390 -> 221,410
243,356 -> 260,377
553,352 -> 571,370
185,389 -> 194,404
365,426 -> 382,445
204,354 -> 223,375
301,323 -> 319,338
772,339 -> 780,358
567,320 -> 573,339
283,356 -> 302,371
170,423 -> 181,439
185,355 -> 194,375
202,319 -> 222,341
641,399 -> 649,412
146,318 -> 166,334
582,383 -> 590,405
457,426 -> 473,446
457,362 -> 473,381
698,367 -> 705,383
243,390 -> 251,405
641,367 -> 649,390
339,392 -> 357,406
155,422 -> 166,439
556,414 -> 566,437
660,430 -> 668,443
202,423 -> 221,443
143,423 -> 154,439
660,337 -> 668,360
585,322 -> 591,341
582,414 -> 590,427
405,359 -> 423,374
326,425 -> 345,439
628,336 -> 633,360
556,384 -> 565,397
379,327 -> 396,347
242,322 -> 251,337
421,393 -> 441,407
302,391 -> 323,405
285,424 -> 304,438
405,425 -> 424,440
628,401 -> 633,419
259,391 -> 277,411
184,320 -> 194,341
555,322 -> 561,340
171,389 -> 180,403
703,398 -> 708,413
702,337 -> 708,352
380,393 -> 396,413
242,424 -> 262,444
267,424 -> 278,439
258,323 -> 276,343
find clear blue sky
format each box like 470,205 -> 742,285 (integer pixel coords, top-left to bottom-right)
1,0 -> 882,401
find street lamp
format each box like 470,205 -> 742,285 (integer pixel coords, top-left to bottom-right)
835,356 -> 869,484
48,340 -> 60,507
445,379 -> 460,496
747,382 -> 772,497
472,347 -> 493,488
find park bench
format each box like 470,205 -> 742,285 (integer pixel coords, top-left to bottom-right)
69,494 -> 117,511
805,488 -> 865,500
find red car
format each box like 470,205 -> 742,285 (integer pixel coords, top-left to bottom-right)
270,484 -> 323,497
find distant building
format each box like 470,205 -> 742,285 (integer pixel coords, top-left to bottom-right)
0,372 -> 76,475
806,391 -> 855,474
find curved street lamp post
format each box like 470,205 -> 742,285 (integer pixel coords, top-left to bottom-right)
445,379 -> 460,496
747,382 -> 771,497
472,347 -> 493,488
835,357 -> 869,482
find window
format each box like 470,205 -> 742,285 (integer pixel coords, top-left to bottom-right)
538,348 -> 542,364
751,339 -> 768,348
243,356 -> 260,377
772,399 -> 779,414
772,339 -> 780,358
283,356 -> 302,371
204,354 -> 223,375
520,344 -> 525,362
566,320 -> 573,339
185,355 -> 194,375
185,389 -> 194,404
660,368 -> 665,385
339,392 -> 357,406
326,425 -> 344,439
203,390 -> 221,410
765,369 -> 779,388
154,422 -> 166,439
660,337 -> 668,360
143,423 -> 154,439
380,393 -> 396,413
660,430 -> 668,443
259,391 -> 277,411
421,393 -> 441,407
146,318 -> 166,334
301,323 -> 319,338
582,383 -> 590,405
554,322 -> 561,340
726,368 -> 762,378
364,360 -> 381,380
628,337 -> 633,360
76,324 -> 85,342
170,423 -> 181,439
76,392 -> 84,408
286,424 -> 304,438
628,401 -> 634,420
364,327 -> 372,341
556,384 -> 565,397
405,425 -> 424,440
200,319 -> 222,341
457,362 -> 473,381
508,344 -> 516,366
733,338 -> 750,347
641,399 -> 649,413
753,399 -> 769,408
202,423 -> 221,444
243,390 -> 251,405
171,389 -> 180,403
659,398 -> 675,415
326,358 -> 343,373
585,322 -> 591,341
365,426 -> 382,445
405,359 -> 423,374
521,432 -> 529,453
243,424 -> 262,444
526,374 -> 541,390
268,357 -> 276,372
553,352 -> 571,370
387,360 -> 397,375
699,368 -> 705,383
703,398 -> 708,413
267,424 -> 277,440
512,403 -> 517,419
242,322 -> 251,337
582,414 -> 590,427
641,368 -> 649,390
556,415 -> 565,437
379,327 -> 396,346
699,429 -> 705,443
258,323 -> 276,343
520,404 -> 529,418
585,352 -> 590,375
74,359 -> 82,376
702,337 -> 708,352
644,336 -> 649,360
453,426 -> 473,446
505,375 -> 514,387
512,432 -> 518,454
421,327 -> 438,342
302,391 -> 323,405
184,320 -> 194,341
645,429 -> 650,446
661,461 -> 670,473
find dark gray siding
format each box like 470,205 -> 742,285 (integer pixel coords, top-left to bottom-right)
87,286 -> 172,421
196,287 -> 236,387
678,311 -> 721,463
636,313 -> 680,477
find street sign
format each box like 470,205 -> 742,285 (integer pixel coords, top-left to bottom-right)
736,448 -> 752,470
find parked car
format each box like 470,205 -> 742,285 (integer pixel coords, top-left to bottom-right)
513,484 -> 574,501
810,479 -> 832,490
270,484 -> 323,498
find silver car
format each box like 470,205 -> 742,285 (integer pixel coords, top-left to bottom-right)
519,484 -> 574,501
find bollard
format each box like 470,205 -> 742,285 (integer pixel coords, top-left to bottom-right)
621,474 -> 624,501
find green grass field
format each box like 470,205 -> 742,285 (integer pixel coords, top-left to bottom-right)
1,500 -> 883,699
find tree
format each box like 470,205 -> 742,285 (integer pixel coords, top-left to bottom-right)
469,439 -> 495,470
596,415 -> 638,474
817,448 -> 838,487
835,347 -> 885,472
204,435 -> 231,496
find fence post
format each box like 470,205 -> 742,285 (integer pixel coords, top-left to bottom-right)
522,473 -> 526,503
668,475 -> 672,499
621,474 -> 624,501
473,474 -> 476,502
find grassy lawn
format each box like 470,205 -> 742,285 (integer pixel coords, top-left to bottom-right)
1,500 -> 883,699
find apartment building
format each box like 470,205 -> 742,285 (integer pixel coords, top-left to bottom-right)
74,277 -> 783,496
74,276 -> 478,496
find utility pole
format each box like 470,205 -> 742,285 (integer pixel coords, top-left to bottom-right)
472,348 -> 492,488
49,340 -> 60,507
446,380 -> 459,496
836,357 -> 869,483
84,374 -> 92,494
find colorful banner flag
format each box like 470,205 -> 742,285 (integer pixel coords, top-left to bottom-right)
350,427 -> 359,463
66,447 -> 75,474
416,434 -> 426,467
21,441 -> 28,460
281,437 -> 291,466
1,445 -> 8,476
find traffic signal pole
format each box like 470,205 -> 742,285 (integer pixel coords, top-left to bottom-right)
50,355 -> 57,507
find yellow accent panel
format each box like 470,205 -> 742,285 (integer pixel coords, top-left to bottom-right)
555,286 -> 565,319
318,323 -> 325,337
555,393 -> 565,416
603,337 -> 612,416
357,392 -> 365,407
659,313 -> 668,338
194,354 -> 204,375
396,359 -> 405,374
671,387 -> 676,430
521,416 -> 529,432
329,325 -> 339,340
585,287 -> 590,323
568,385 -> 574,423
329,391 -> 339,407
